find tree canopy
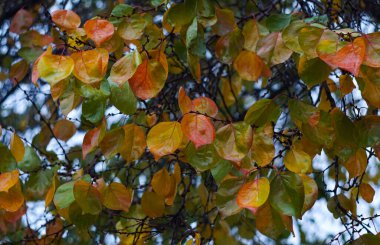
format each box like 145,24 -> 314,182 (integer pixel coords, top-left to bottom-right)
1,0 -> 380,244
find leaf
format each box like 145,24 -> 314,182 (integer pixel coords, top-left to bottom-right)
0,143 -> 17,172
233,50 -> 270,81
300,174 -> 318,214
110,4 -> 133,25
317,37 -> 366,76
265,14 -> 291,32
352,234 -> 380,245
45,174 -> 59,207
211,7 -> 236,36
109,51 -> 142,85
181,113 -> 215,148
257,32 -> 292,66
71,48 -> 109,84
255,202 -> 289,239
151,168 -> 176,205
178,87 -> 193,114
166,0 -> 196,28
147,122 -> 183,160
185,143 -> 219,171
141,190 -> 165,218
244,99 -> 281,127
109,79 -> 137,115
10,133 -> 24,162
192,97 -> 218,117
359,183 -> 375,203
215,29 -> 244,64
339,74 -> 355,96
342,148 -> 367,178
298,56 -> 331,87
82,120 -> 106,159
101,182 -> 133,212
53,181 -> 75,209
251,123 -> 275,167
213,122 -> 252,162
37,54 -> 74,85
186,18 -> 206,57
51,10 -> 81,31
32,46 -> 52,85
128,58 -> 168,100
284,146 -> 312,174
363,32 -> 380,67
282,20 -> 307,53
0,170 -> 19,192
187,51 -> 201,82
99,127 -> 124,159
74,180 -> 102,215
357,65 -> 380,108
118,14 -> 148,40
9,59 -> 28,83
119,124 -> 146,163
298,26 -> 337,59
53,119 -> 76,141
242,19 -> 260,52
10,9 -> 33,34
18,147 -> 40,172
0,182 -> 24,212
84,19 -> 114,46
269,172 -> 305,218
237,177 -> 270,211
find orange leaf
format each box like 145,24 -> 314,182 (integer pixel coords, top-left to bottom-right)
192,97 -> 218,117
181,113 -> 215,148
53,119 -> 77,141
82,120 -> 106,159
128,59 -> 167,100
178,87 -> 193,114
237,177 -> 270,211
0,182 -> 24,212
71,48 -> 109,84
51,10 -> 81,31
318,37 -> 366,76
0,170 -> 19,192
233,50 -> 267,81
10,9 -> 33,34
101,182 -> 133,212
84,19 -> 114,46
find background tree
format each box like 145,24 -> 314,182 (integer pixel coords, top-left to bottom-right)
1,0 -> 380,244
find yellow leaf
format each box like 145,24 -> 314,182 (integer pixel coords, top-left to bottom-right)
37,54 -> 74,85
151,168 -> 177,205
251,123 -> 275,167
147,122 -> 183,160
236,177 -> 270,211
101,182 -> 133,212
284,146 -> 312,174
10,133 -> 24,162
300,174 -> 318,214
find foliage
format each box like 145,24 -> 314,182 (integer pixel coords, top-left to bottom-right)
0,0 -> 380,244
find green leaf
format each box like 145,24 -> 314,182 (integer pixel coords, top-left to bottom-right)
0,142 -> 17,172
186,18 -> 206,57
269,172 -> 305,218
282,20 -> 306,53
185,143 -> 219,172
82,96 -> 107,124
298,56 -> 331,87
109,79 -> 137,115
166,0 -> 196,28
211,159 -> 232,184
265,14 -> 291,32
352,234 -> 380,245
18,147 -> 40,172
244,99 -> 281,127
53,181 -> 75,209
26,168 -> 54,197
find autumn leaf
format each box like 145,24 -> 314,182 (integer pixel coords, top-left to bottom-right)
147,121 -> 183,160
109,50 -> 142,85
53,119 -> 77,141
236,177 -> 270,211
84,19 -> 114,46
51,10 -> 81,31
181,113 -> 215,148
37,54 -> 74,85
10,9 -> 34,34
101,182 -> 133,212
